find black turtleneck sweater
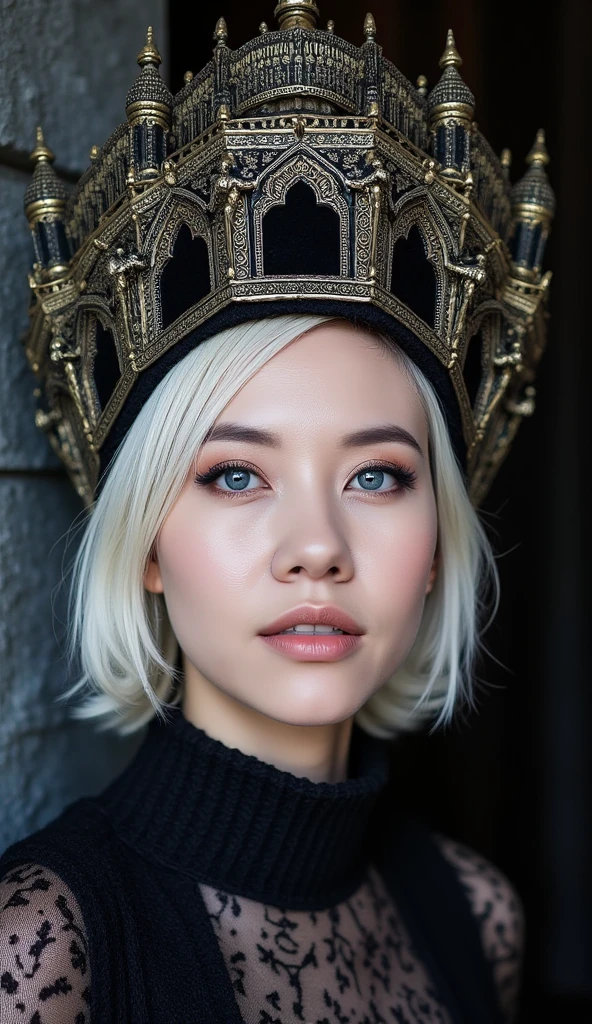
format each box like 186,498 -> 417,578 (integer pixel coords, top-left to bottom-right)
0,705 -> 506,1023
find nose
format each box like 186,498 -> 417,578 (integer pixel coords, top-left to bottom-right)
270,492 -> 354,582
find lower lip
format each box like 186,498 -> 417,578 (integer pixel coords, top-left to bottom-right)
259,633 -> 363,661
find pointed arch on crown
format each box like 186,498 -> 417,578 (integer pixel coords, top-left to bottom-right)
387,190 -> 452,333
77,300 -> 120,419
252,147 -> 351,277
148,191 -> 214,331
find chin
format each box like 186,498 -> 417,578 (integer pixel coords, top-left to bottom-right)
254,688 -> 366,729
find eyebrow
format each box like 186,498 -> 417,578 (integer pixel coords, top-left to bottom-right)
202,422 -> 424,458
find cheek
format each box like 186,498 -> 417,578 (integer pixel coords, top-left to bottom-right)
156,502 -> 259,623
363,505 -> 437,617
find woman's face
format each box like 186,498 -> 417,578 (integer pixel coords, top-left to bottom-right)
144,322 -> 438,728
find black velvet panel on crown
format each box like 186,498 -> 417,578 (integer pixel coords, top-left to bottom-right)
262,180 -> 341,276
35,221 -> 71,268
92,319 -> 121,412
390,226 -> 437,329
510,222 -> 543,272
160,224 -> 211,329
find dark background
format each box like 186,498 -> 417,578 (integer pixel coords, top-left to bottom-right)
168,0 -> 591,1019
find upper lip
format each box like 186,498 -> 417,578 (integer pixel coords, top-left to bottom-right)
259,604 -> 365,636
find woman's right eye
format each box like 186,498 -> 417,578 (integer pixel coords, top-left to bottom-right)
194,462 -> 263,496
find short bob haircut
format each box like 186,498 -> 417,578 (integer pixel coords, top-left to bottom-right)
57,314 -> 499,738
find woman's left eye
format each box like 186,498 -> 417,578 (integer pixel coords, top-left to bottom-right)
349,464 -> 416,493
195,460 -> 417,497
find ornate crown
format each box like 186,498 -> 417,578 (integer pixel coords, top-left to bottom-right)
23,1 -> 554,507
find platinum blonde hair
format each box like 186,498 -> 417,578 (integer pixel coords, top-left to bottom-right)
57,314 -> 499,738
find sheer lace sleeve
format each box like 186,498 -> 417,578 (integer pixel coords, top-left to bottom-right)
0,862 -> 91,1023
433,833 -> 525,1024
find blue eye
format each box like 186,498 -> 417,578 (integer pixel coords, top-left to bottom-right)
219,467 -> 257,491
351,468 -> 390,491
194,462 -> 261,493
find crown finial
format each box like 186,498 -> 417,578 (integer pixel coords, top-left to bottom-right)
416,74 -> 428,98
326,19 -> 335,32
184,70 -> 194,83
214,17 -> 228,45
89,144 -> 99,162
511,130 -> 555,218
439,28 -> 462,69
274,0 -> 319,31
137,26 -> 162,67
364,13 -> 377,41
30,125 -> 54,164
526,128 -> 550,167
259,21 -> 268,33
500,148 -> 512,180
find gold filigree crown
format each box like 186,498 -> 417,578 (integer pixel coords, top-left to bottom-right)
23,2 -> 554,506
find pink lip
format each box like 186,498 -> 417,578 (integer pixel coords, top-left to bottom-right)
260,603 -> 365,637
260,633 -> 363,662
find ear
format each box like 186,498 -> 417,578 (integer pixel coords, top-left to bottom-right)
143,545 -> 165,594
425,551 -> 439,595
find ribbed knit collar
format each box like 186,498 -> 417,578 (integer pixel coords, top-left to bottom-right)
95,702 -> 391,910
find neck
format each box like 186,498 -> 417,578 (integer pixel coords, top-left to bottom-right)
181,655 -> 354,783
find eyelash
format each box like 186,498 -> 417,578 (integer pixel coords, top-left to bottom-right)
194,459 -> 417,499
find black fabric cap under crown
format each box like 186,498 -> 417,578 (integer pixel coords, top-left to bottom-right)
98,297 -> 466,491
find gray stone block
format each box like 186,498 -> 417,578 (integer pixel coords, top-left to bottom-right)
0,0 -> 168,172
0,166 -> 61,470
0,473 -> 144,853
0,474 -> 84,726
0,717 -> 146,854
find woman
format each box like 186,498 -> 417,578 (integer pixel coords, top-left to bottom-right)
0,6 -> 553,1022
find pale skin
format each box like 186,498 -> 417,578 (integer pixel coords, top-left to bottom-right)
144,322 -> 438,784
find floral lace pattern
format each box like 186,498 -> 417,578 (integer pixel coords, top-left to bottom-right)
0,863 -> 90,1024
0,837 -> 524,1023
434,834 -> 525,1023
200,863 -> 454,1024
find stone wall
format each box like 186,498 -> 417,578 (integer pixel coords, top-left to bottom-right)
0,0 -> 167,853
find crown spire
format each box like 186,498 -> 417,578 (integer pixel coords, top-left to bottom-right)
24,127 -> 70,280
509,128 -> 555,279
25,126 -> 67,212
511,128 -> 554,215
126,27 -> 173,179
274,0 -> 320,30
526,128 -> 550,167
137,26 -> 162,67
439,28 -> 463,69
500,147 -> 512,181
30,125 -> 54,165
428,29 -> 475,182
364,13 -> 377,41
214,17 -> 228,46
